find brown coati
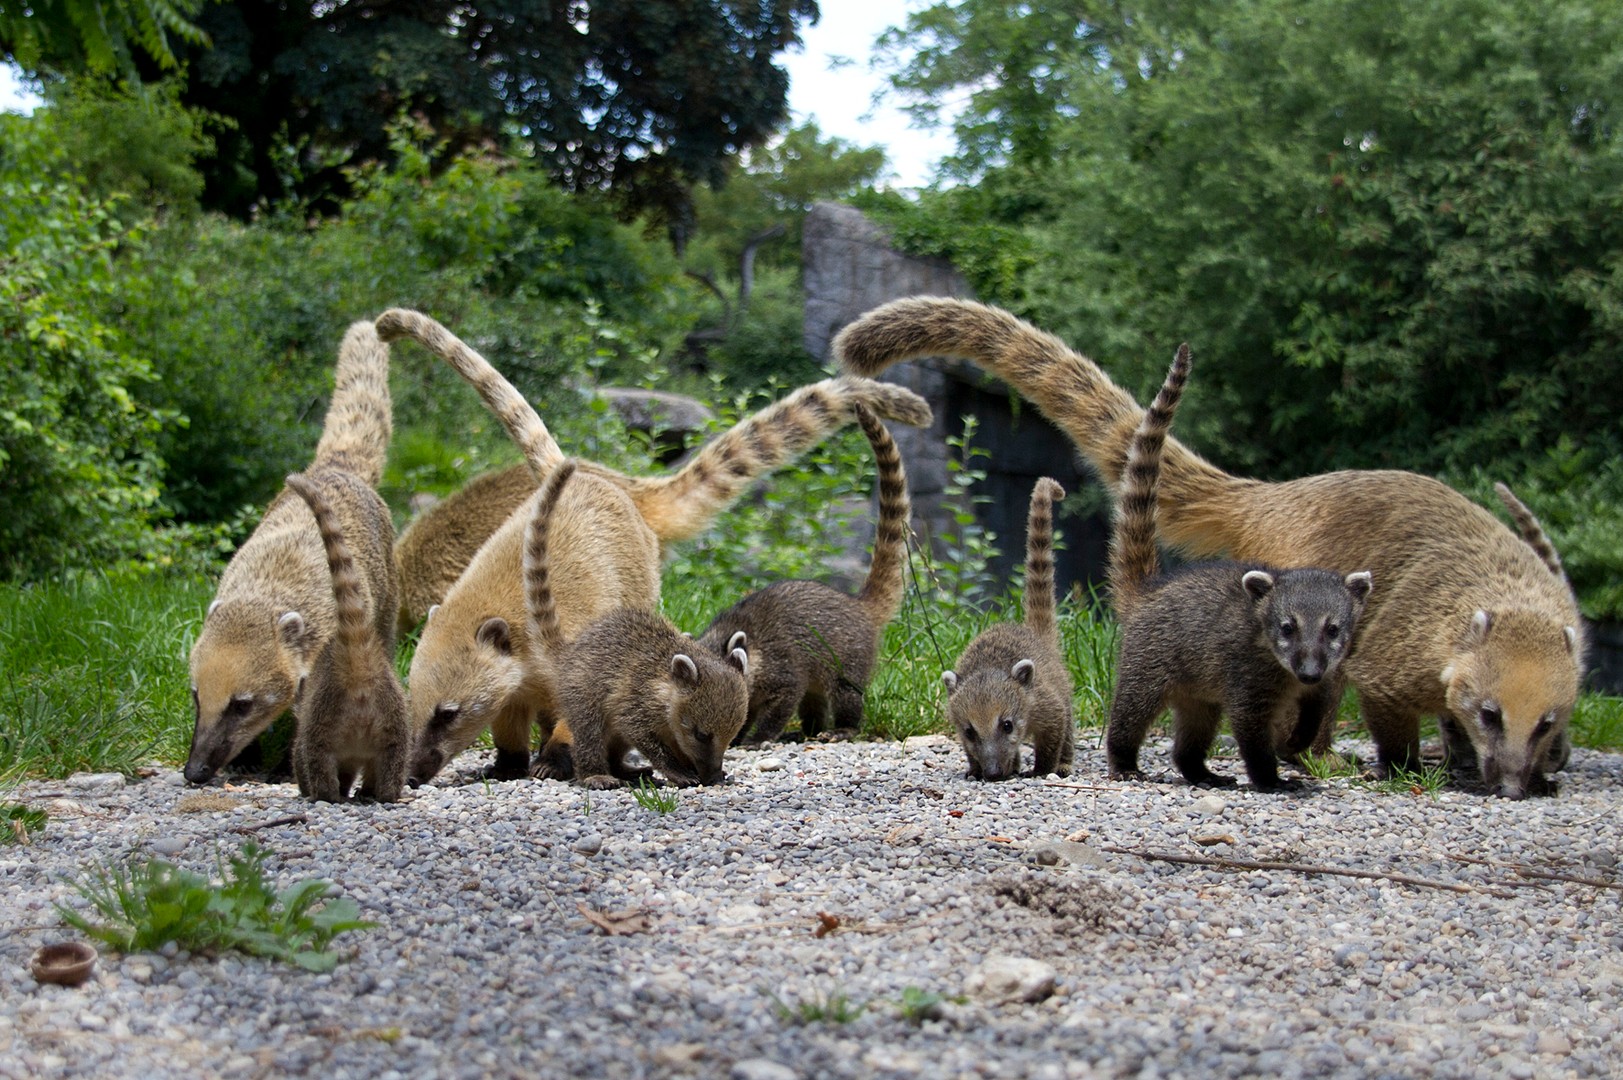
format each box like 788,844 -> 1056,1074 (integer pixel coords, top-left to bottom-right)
943,477 -> 1076,781
527,462 -> 750,788
185,321 -> 397,785
391,378 -> 934,632
1102,345 -> 1372,791
373,309 -> 662,786
695,402 -> 912,743
282,473 -> 408,802
834,297 -> 1584,800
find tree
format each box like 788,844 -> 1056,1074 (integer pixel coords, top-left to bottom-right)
1,0 -> 207,75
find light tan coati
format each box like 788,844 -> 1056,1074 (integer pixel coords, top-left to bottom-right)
185,321 -> 396,785
943,477 -> 1076,781
1103,345 -> 1372,791
391,377 -> 934,632
528,462 -> 750,788
373,309 -> 661,785
835,297 -> 1585,799
695,402 -> 913,743
282,473 -> 408,802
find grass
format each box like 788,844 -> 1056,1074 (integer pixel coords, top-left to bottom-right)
2,800 -> 47,843
629,776 -> 679,814
767,984 -> 867,1025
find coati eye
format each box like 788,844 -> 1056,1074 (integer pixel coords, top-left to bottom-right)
223,695 -> 253,720
694,730 -> 714,744
1000,717 -> 1015,735
1479,706 -> 1503,730
1533,715 -> 1554,737
1278,621 -> 1296,638
430,704 -> 461,730
1325,623 -> 1341,641
962,728 -> 978,743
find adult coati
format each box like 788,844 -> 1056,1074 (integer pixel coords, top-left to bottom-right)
283,473 -> 408,802
185,322 -> 396,785
526,462 -> 750,788
1103,345 -> 1372,791
392,378 -> 934,633
834,297 -> 1584,799
943,477 -> 1076,781
695,403 -> 912,743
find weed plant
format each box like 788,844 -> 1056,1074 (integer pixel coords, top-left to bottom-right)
630,777 -> 680,814
768,985 -> 866,1025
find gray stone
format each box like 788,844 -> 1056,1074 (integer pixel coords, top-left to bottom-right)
964,957 -> 1058,1006
731,1059 -> 799,1080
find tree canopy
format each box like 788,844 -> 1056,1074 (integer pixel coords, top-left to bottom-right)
1,0 -> 207,75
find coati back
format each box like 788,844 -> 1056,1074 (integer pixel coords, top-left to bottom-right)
943,478 -> 1075,781
283,473 -> 408,802
695,402 -> 913,743
835,297 -> 1584,800
185,322 -> 397,785
529,462 -> 751,788
1103,345 -> 1373,791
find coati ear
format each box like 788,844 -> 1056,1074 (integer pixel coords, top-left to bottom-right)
671,654 -> 700,685
727,630 -> 748,654
426,604 -> 440,622
1344,571 -> 1373,603
1010,659 -> 1035,686
941,670 -> 959,693
277,611 -> 308,650
728,647 -> 749,677
207,599 -> 222,619
1563,626 -> 1578,654
1241,571 -> 1275,601
1465,610 -> 1493,646
475,617 -> 512,654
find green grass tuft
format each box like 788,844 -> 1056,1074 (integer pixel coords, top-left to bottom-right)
767,984 -> 866,1025
629,776 -> 679,814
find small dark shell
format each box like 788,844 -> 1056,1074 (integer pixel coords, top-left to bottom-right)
30,941 -> 97,986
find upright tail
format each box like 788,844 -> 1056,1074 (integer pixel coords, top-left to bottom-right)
609,375 -> 932,542
1021,478 -> 1066,645
852,403 -> 913,629
312,321 -> 392,487
1494,482 -> 1571,592
375,309 -> 563,479
523,460 -> 579,654
1108,344 -> 1192,613
285,473 -> 371,685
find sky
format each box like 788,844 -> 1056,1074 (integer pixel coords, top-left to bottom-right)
0,1 -> 955,186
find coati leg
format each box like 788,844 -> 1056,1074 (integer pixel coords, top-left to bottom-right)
1105,666 -> 1167,780
1170,701 -> 1235,788
530,731 -> 574,781
827,680 -> 865,732
742,683 -> 805,745
569,701 -> 624,789
1033,715 -> 1075,778
484,699 -> 535,781
1287,683 -> 1342,757
293,727 -> 347,802
606,731 -> 655,785
1437,712 -> 1481,785
1229,704 -> 1301,793
361,730 -> 408,803
1360,693 -> 1424,778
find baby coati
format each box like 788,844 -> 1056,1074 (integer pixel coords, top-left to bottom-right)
392,377 -> 934,632
283,473 -> 408,802
185,321 -> 396,785
943,477 -> 1076,781
526,461 -> 750,788
835,297 -> 1582,800
1101,344 -> 1373,791
695,402 -> 911,743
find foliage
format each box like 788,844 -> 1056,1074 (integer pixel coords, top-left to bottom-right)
2,802 -> 47,844
57,840 -> 372,972
1,0 -> 206,76
768,984 -> 866,1025
694,268 -> 824,389
629,777 -> 680,815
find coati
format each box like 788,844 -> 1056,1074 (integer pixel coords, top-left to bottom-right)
834,297 -> 1584,800
282,473 -> 408,802
943,477 -> 1076,781
1102,345 -> 1373,791
527,461 -> 751,788
392,377 -> 935,632
695,402 -> 912,743
185,321 -> 397,785
373,309 -> 661,786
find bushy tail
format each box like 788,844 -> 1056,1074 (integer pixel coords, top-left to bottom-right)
611,375 -> 932,542
312,321 -> 392,486
852,403 -> 913,628
1108,344 -> 1191,613
1022,477 -> 1066,645
523,460 -> 579,654
1494,482 -> 1571,592
833,298 -> 1246,554
375,309 -> 563,478
285,473 -> 371,684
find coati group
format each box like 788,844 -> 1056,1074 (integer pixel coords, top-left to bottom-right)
186,295 -> 1586,803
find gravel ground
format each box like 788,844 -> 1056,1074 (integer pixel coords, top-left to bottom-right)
3,735 -> 1621,1080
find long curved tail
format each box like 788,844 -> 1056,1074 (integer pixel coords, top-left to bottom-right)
523,460 -> 579,654
285,473 -> 371,685
1494,482 -> 1571,592
375,309 -> 563,479
1023,478 -> 1066,646
1108,344 -> 1191,614
312,321 -> 392,487
852,403 -> 912,628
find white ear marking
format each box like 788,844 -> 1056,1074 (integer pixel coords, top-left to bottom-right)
1563,626 -> 1577,654
1344,571 -> 1373,601
671,654 -> 699,683
1440,664 -> 1455,686
426,604 -> 440,622
1241,570 -> 1275,599
1010,659 -> 1036,685
1469,610 -> 1493,643
941,670 -> 958,692
729,647 -> 749,677
277,611 -> 306,647
207,600 -> 222,618
728,630 -> 747,654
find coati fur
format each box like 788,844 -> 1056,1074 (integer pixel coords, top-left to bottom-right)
943,477 -> 1076,781
834,297 -> 1585,800
527,462 -> 751,788
373,309 -> 661,786
391,378 -> 934,632
695,402 -> 912,743
1102,345 -> 1372,791
282,473 -> 408,802
185,321 -> 396,785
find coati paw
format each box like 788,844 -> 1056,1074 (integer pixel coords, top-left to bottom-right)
1108,767 -> 1147,782
578,775 -> 625,790
481,752 -> 531,782
1252,776 -> 1305,794
1189,773 -> 1238,789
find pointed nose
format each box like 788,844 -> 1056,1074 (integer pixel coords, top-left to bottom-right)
1496,784 -> 1527,801
183,761 -> 215,785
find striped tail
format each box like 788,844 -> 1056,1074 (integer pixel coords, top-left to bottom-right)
1494,482 -> 1571,591
375,309 -> 563,479
285,473 -> 371,685
523,460 -> 579,654
1108,344 -> 1191,613
1022,478 -> 1065,645
853,403 -> 913,628
312,321 -> 392,487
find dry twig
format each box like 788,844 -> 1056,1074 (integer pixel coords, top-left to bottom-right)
1100,845 -> 1524,898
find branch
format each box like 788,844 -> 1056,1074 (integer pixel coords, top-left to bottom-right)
1099,844 -> 1526,898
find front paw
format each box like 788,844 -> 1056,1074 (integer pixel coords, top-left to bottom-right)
482,749 -> 531,781
1252,776 -> 1305,793
578,775 -> 625,790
